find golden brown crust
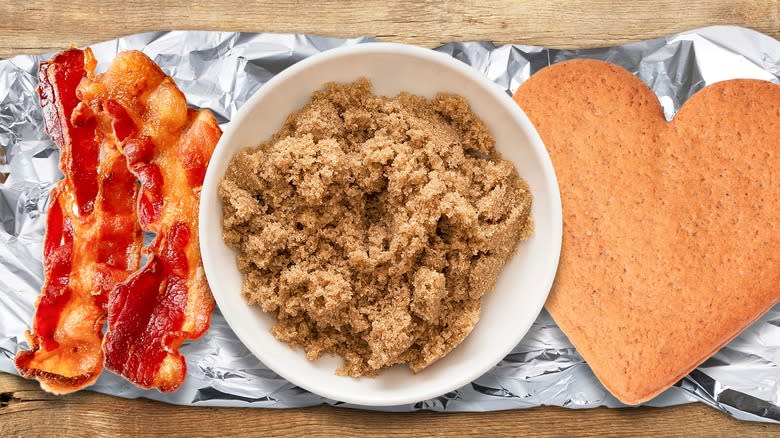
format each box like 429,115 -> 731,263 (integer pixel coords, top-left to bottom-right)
513,59 -> 780,404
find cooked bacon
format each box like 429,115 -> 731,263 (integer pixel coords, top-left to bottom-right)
15,48 -> 142,394
77,51 -> 220,391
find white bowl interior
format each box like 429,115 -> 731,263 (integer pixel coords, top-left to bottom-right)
199,43 -> 562,406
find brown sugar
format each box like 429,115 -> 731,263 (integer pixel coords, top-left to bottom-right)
220,78 -> 533,376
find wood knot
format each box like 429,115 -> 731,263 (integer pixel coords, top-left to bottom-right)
1,392 -> 20,408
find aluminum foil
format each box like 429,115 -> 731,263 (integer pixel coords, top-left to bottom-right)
0,26 -> 778,423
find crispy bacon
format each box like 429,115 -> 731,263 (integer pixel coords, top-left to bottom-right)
77,51 -> 220,391
15,49 -> 142,394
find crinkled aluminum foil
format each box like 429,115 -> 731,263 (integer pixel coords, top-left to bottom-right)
0,26 -> 778,423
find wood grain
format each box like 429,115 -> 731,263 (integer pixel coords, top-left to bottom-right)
2,0 -> 779,435
0,0 -> 778,58
0,374 -> 777,437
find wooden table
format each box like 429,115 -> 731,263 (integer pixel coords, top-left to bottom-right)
1,1 -> 778,436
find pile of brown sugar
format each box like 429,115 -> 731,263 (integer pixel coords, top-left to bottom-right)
219,78 -> 533,377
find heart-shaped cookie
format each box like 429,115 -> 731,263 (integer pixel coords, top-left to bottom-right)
513,59 -> 780,405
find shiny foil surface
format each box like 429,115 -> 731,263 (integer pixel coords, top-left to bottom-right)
0,27 -> 778,423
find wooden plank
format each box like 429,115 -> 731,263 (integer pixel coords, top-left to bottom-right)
1,0 -> 778,435
1,374 -> 777,437
0,0 -> 778,58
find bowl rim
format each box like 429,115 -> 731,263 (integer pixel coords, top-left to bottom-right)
199,41 -> 563,406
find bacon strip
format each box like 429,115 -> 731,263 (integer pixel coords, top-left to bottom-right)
77,51 -> 220,391
15,49 -> 142,393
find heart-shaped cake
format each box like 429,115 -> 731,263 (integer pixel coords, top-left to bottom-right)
513,59 -> 780,405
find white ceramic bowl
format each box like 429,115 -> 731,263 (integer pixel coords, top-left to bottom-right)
199,43 -> 562,406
